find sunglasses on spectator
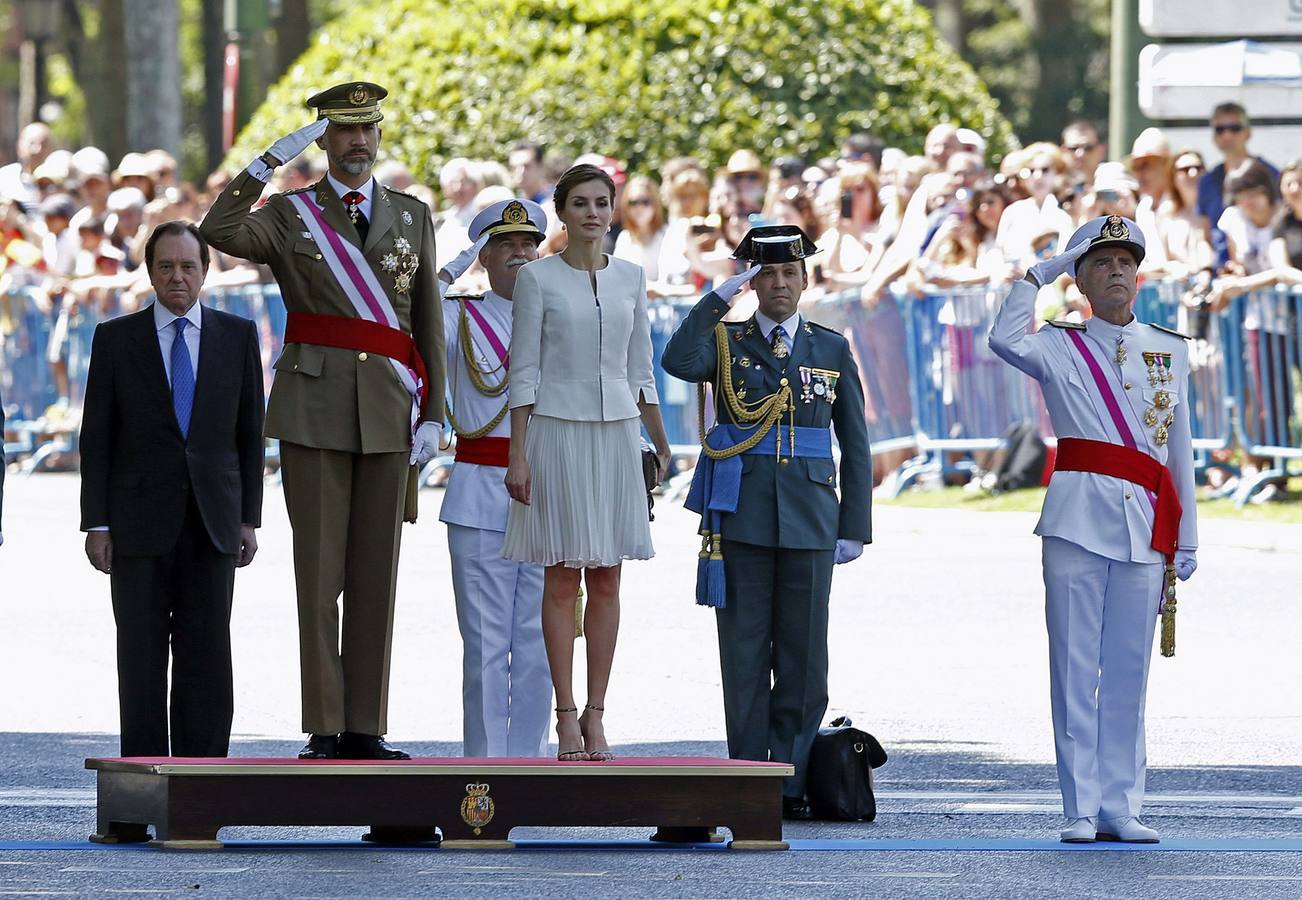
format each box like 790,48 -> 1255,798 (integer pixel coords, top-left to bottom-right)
1064,143 -> 1096,154
1213,123 -> 1246,134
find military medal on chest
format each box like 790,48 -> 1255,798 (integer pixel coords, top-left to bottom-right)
1141,350 -> 1176,446
380,234 -> 420,295
1114,333 -> 1127,365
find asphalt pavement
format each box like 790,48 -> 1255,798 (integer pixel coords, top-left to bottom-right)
1,475 -> 1299,897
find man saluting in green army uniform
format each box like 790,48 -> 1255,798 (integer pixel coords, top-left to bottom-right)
201,82 -> 445,761
662,225 -> 873,819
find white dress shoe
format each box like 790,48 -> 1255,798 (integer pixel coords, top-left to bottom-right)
1059,817 -> 1098,843
1097,817 -> 1159,843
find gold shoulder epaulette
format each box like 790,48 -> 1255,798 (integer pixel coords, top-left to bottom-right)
1149,322 -> 1191,340
1045,320 -> 1086,331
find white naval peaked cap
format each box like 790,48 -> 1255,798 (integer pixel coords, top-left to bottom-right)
468,198 -> 548,243
1067,214 -> 1146,273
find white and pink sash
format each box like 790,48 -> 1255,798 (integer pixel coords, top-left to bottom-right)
462,298 -> 510,377
287,191 -> 423,431
1063,328 -> 1158,528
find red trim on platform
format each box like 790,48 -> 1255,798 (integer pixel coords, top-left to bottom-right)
1053,437 -> 1182,558
91,756 -> 787,767
454,436 -> 510,467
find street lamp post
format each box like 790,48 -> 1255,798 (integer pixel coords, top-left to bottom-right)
15,0 -> 63,123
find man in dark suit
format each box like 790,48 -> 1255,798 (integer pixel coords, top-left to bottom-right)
80,220 -> 264,758
662,225 -> 873,819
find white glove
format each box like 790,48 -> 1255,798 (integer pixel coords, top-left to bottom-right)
1026,239 -> 1091,288
266,119 -> 329,166
713,265 -> 762,303
410,421 -> 443,466
439,234 -> 491,285
833,539 -> 864,565
1174,549 -> 1197,581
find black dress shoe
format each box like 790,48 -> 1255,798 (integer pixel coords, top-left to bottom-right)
337,732 -> 411,760
298,734 -> 338,759
782,796 -> 815,821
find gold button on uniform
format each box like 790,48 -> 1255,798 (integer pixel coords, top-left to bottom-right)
315,253 -> 323,260
780,458 -> 789,465
779,377 -> 789,386
358,352 -> 368,361
1124,382 -> 1132,390
826,475 -> 834,483
233,189 -> 241,196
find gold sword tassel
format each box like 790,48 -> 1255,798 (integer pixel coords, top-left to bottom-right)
1160,563 -> 1177,658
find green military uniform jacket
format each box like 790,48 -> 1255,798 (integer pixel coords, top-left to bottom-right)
200,170 -> 445,454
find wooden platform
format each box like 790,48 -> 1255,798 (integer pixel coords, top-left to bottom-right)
85,756 -> 793,850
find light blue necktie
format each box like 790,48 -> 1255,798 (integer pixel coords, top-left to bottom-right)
170,318 -> 195,439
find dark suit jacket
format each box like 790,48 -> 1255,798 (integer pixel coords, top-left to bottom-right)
79,304 -> 265,557
662,291 -> 873,550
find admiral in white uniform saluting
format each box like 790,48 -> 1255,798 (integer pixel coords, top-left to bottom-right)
989,215 -> 1198,844
436,199 -> 551,757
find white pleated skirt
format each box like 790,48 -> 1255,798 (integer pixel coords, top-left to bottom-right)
502,415 -> 654,568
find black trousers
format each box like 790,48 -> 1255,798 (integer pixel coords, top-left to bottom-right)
717,539 -> 833,800
110,493 -> 236,757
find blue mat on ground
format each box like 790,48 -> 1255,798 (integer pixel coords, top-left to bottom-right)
3,838 -> 1302,853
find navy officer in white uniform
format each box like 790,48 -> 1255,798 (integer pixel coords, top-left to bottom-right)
437,198 -> 551,757
989,215 -> 1198,843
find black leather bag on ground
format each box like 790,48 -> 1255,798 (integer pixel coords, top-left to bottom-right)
806,716 -> 888,821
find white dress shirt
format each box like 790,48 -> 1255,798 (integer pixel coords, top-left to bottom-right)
440,291 -> 514,531
326,172 -> 374,222
508,253 -> 658,421
154,300 -> 203,385
754,308 -> 802,355
989,279 -> 1198,563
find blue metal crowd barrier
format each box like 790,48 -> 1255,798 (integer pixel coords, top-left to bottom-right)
1223,288 -> 1301,504
2,280 -> 1298,498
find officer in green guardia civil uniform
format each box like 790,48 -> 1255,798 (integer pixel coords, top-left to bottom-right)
661,225 -> 873,819
200,82 -> 445,761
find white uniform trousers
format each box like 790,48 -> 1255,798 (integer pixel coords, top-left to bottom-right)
447,524 -> 550,757
1042,536 -> 1163,820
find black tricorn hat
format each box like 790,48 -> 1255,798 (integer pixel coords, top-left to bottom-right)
731,224 -> 819,264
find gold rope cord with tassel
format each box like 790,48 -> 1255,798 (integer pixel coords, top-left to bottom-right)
1160,562 -> 1177,657
446,297 -> 510,440
694,322 -> 796,574
696,322 -> 795,462
575,583 -> 585,638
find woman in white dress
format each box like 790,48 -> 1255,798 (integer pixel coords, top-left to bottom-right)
504,163 -> 672,761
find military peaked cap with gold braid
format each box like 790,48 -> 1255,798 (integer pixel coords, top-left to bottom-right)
306,81 -> 388,125
1068,214 -> 1146,273
468,198 -> 548,243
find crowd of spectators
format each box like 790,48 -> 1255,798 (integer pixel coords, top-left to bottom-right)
1,103 -> 1299,495
3,104 -> 1297,318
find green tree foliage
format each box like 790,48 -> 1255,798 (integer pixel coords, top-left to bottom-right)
954,0 -> 1110,142
227,0 -> 1016,182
